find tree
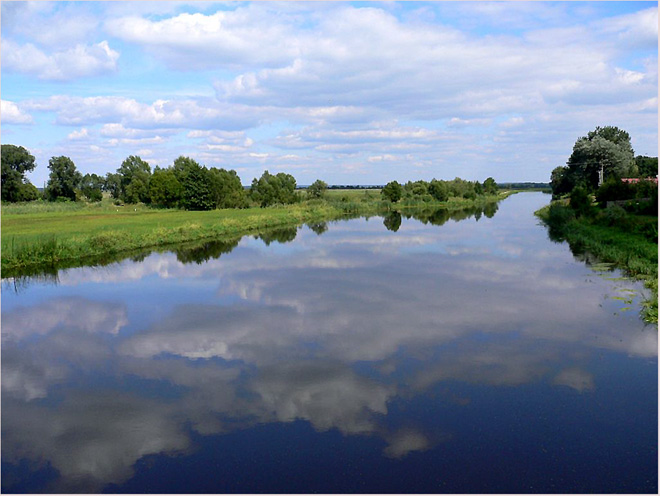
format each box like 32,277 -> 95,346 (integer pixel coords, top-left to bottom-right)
16,182 -> 40,202
307,179 -> 328,199
104,172 -> 122,199
550,166 -> 576,198
149,167 -> 183,208
81,173 -> 104,202
117,155 -> 151,203
428,179 -> 448,202
208,167 -> 248,208
566,126 -> 636,190
404,180 -> 429,197
250,170 -> 297,207
1,144 -> 37,202
381,181 -> 403,202
172,156 -> 199,182
483,177 -> 498,195
45,156 -> 82,201
635,156 -> 658,178
181,161 -> 214,211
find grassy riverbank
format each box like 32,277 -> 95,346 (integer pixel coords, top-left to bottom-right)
2,191 -> 509,277
536,202 -> 658,323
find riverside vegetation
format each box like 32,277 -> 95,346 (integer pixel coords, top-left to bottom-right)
537,126 -> 658,323
1,144 -> 507,276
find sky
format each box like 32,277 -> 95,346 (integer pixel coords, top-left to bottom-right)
1,1 -> 658,187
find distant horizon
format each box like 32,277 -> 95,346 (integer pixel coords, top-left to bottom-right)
2,1 -> 657,187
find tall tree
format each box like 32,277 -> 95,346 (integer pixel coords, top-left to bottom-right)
45,156 -> 82,201
1,144 -> 38,202
483,177 -> 498,195
208,167 -> 248,208
81,173 -> 104,202
117,155 -> 151,203
181,160 -> 214,211
550,166 -> 575,198
635,155 -> 658,178
566,126 -> 637,190
149,167 -> 183,208
104,172 -> 122,199
381,181 -> 403,202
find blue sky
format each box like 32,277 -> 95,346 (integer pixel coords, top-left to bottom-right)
2,1 -> 657,186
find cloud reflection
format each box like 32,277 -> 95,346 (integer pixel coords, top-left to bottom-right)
2,197 -> 656,491
2,296 -> 127,341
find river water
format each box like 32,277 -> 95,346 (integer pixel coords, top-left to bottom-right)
1,192 -> 657,493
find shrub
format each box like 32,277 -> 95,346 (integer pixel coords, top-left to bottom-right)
569,187 -> 592,218
602,204 -> 628,227
596,177 -> 633,205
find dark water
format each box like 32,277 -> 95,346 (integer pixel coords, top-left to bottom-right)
1,193 -> 657,493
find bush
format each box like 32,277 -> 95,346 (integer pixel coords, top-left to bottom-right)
596,177 -> 633,205
307,179 -> 328,199
602,204 -> 628,227
569,187 -> 592,218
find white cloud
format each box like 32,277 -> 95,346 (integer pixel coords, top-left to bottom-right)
25,95 -> 259,131
1,100 -> 33,124
367,154 -> 396,163
67,128 -> 89,140
596,7 -> 658,50
1,1 -> 99,47
105,7 -> 303,70
3,40 -> 119,80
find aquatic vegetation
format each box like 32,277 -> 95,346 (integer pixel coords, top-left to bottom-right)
536,203 -> 658,323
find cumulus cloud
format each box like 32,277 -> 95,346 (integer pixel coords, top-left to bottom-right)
67,127 -> 89,140
1,1 -> 99,47
3,39 -> 119,80
105,7 -> 303,70
1,99 -> 33,124
24,95 -> 259,131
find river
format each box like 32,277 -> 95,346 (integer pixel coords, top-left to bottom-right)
1,192 -> 657,493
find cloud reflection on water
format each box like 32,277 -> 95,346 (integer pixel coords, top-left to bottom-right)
1,195 -> 656,491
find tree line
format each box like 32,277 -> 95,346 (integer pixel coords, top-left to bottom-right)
1,144 -> 498,210
380,177 -> 498,203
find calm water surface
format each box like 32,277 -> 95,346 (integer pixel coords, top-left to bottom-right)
1,193 -> 657,493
